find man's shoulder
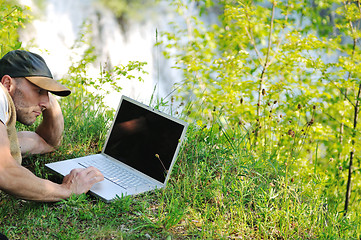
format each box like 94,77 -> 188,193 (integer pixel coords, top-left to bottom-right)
0,118 -> 10,145
0,84 -> 9,125
0,84 -> 7,100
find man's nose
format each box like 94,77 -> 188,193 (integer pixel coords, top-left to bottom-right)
39,92 -> 50,110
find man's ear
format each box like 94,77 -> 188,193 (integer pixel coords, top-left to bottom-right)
0,75 -> 13,92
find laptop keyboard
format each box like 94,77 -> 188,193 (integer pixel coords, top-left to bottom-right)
79,158 -> 151,189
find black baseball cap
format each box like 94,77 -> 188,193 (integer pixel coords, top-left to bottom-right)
0,50 -> 71,96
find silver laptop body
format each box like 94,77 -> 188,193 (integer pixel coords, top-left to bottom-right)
46,95 -> 188,202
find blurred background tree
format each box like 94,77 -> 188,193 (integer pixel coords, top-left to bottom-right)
100,0 -> 158,35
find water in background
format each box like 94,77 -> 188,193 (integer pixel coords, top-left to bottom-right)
18,0 -> 182,109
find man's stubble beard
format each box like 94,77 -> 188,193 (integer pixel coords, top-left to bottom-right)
13,88 -> 37,126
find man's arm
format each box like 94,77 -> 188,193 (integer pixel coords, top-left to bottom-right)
0,123 -> 104,201
18,94 -> 63,155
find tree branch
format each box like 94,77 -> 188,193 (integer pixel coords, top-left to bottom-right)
244,3 -> 263,63
1,7 -> 17,20
329,80 -> 356,108
268,2 -> 290,66
257,1 -> 276,118
344,0 -> 359,215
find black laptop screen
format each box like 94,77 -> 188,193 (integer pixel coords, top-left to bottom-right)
104,99 -> 185,183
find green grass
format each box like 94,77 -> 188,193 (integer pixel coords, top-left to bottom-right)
1,101 -> 360,239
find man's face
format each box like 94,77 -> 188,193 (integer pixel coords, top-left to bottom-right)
11,78 -> 50,126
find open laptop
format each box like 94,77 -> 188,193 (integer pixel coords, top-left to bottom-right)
46,95 -> 188,202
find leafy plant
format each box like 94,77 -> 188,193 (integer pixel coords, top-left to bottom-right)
160,0 -> 361,214
0,0 -> 30,56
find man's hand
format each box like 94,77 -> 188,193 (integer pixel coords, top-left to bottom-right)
36,93 -> 64,148
18,93 -> 65,155
61,167 -> 104,195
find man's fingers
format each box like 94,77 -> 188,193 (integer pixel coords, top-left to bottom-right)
70,166 -> 103,178
89,175 -> 104,185
84,166 -> 104,179
86,168 -> 105,184
69,168 -> 83,175
75,166 -> 104,185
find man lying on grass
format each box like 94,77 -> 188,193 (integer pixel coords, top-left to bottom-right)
0,50 -> 104,201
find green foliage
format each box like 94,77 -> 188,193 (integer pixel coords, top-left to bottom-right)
0,0 -> 31,57
160,0 -> 361,214
61,22 -> 148,105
